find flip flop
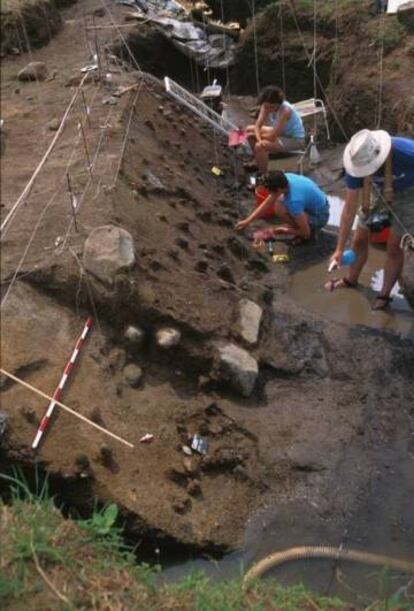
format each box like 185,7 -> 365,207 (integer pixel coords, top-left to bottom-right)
371,295 -> 393,311
325,277 -> 358,292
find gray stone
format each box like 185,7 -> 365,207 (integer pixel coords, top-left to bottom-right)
18,61 -> 48,82
217,343 -> 258,397
102,95 -> 118,106
83,225 -> 135,285
47,118 -> 60,131
239,299 -> 263,345
143,171 -> 166,193
124,325 -> 145,346
156,327 -> 181,348
123,364 -> 143,388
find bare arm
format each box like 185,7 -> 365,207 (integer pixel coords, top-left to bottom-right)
271,107 -> 290,138
254,105 -> 268,142
236,193 -> 277,231
330,188 -> 360,265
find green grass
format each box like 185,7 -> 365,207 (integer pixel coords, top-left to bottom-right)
0,469 -> 413,610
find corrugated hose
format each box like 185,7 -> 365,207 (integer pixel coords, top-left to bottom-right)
243,545 -> 414,585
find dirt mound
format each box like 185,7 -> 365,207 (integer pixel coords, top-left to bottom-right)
231,0 -> 414,138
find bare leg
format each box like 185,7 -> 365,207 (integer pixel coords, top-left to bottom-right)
255,139 -> 284,173
245,125 -> 257,156
372,229 -> 404,309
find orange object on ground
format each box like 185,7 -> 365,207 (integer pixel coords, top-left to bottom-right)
255,186 -> 275,219
370,226 -> 390,244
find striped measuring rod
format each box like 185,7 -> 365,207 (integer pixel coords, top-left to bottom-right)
32,316 -> 93,450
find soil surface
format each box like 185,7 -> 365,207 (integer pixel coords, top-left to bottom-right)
1,0 -> 414,580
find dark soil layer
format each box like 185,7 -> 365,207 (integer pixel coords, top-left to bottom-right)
230,0 -> 414,138
0,0 -> 77,55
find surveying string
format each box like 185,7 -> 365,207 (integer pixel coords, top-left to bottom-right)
32,317 -> 93,449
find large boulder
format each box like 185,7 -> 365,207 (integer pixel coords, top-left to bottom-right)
239,299 -> 263,345
217,343 -> 258,397
83,225 -> 135,285
18,61 -> 48,81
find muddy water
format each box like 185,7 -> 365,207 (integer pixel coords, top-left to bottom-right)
289,196 -> 414,337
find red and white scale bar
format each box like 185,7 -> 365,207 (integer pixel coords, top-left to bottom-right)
32,317 -> 93,450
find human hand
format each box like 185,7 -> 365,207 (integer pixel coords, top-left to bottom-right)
328,249 -> 343,272
235,219 -> 249,232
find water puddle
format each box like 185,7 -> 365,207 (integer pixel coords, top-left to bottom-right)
289,196 -> 413,337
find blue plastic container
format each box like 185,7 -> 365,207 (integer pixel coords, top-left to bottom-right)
341,249 -> 357,266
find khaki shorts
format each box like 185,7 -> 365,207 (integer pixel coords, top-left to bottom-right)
277,136 -> 305,152
357,186 -> 414,238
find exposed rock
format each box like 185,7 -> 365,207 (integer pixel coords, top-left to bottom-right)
124,325 -> 145,346
156,327 -> 181,348
102,95 -> 118,106
261,311 -> 329,377
83,225 -> 135,285
18,61 -> 48,81
123,364 -> 143,388
47,118 -> 60,131
217,343 -> 258,397
239,299 -> 263,345
143,170 -> 166,193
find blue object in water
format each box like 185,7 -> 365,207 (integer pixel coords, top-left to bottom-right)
341,249 -> 357,266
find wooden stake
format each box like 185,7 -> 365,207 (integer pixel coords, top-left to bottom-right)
78,121 -> 93,179
81,90 -> 91,128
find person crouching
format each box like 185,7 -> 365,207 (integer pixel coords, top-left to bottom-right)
235,171 -> 329,241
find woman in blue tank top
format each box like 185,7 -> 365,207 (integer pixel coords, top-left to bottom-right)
245,86 -> 306,173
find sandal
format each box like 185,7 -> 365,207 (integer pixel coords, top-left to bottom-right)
371,295 -> 393,311
325,277 -> 358,292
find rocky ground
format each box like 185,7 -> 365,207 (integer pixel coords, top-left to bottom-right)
1,0 -> 414,574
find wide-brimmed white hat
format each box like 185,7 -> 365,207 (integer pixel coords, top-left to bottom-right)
343,129 -> 392,177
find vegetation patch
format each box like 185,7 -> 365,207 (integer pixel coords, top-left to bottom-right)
1,471 -> 412,610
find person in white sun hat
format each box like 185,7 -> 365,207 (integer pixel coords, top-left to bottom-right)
325,129 -> 414,310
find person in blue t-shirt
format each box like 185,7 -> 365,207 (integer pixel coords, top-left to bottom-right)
326,129 -> 414,310
235,171 -> 329,241
244,86 -> 306,174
